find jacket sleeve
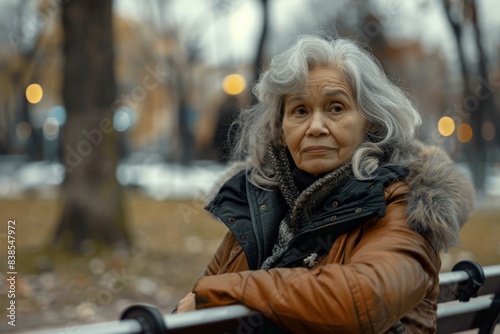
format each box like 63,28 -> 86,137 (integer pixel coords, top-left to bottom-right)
192,182 -> 439,334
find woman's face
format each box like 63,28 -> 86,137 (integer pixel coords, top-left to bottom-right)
282,67 -> 367,175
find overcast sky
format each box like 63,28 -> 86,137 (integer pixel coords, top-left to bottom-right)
114,0 -> 500,68
0,0 -> 498,67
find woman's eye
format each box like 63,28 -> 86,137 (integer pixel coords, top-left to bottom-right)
330,103 -> 344,113
292,107 -> 308,116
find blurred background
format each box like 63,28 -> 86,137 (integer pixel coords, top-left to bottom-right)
0,0 -> 499,332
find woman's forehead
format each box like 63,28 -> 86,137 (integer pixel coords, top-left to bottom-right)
284,67 -> 355,101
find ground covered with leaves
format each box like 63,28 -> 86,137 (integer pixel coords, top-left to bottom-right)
1,191 -> 499,333
0,192 -> 227,332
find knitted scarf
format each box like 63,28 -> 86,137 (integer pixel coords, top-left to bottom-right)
260,145 -> 353,270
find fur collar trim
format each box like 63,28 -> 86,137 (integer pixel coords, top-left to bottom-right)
405,144 -> 475,251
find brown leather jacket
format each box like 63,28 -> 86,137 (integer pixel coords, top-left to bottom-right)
191,145 -> 475,334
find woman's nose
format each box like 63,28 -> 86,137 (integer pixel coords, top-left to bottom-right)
306,111 -> 329,136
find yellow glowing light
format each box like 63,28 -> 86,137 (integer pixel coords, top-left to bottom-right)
457,123 -> 473,143
481,122 -> 495,141
438,116 -> 455,137
26,83 -> 43,104
16,122 -> 32,140
222,74 -> 246,95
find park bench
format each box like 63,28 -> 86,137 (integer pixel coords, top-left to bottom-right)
437,260 -> 500,333
28,259 -> 500,334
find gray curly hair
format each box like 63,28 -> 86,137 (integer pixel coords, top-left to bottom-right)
227,33 -> 421,187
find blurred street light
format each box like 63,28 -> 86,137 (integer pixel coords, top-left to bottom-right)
481,122 -> 495,141
222,73 -> 246,95
42,117 -> 59,140
48,106 -> 67,125
26,83 -> 43,104
16,122 -> 32,140
457,123 -> 473,143
438,116 -> 455,137
113,106 -> 136,132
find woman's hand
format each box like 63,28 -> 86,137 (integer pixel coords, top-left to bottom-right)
177,292 -> 197,313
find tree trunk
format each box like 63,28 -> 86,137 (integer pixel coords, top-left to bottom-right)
442,0 -> 484,191
55,0 -> 129,252
249,0 -> 269,106
469,0 -> 500,158
254,0 -> 269,85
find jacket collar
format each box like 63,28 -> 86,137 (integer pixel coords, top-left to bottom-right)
405,144 -> 475,251
205,142 -> 476,266
205,166 -> 408,269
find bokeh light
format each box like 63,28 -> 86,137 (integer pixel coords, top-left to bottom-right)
438,116 -> 455,137
481,122 -> 495,141
43,117 -> 60,140
222,74 -> 246,95
49,106 -> 67,125
16,122 -> 32,140
26,83 -> 43,104
113,108 -> 131,132
457,123 -> 473,143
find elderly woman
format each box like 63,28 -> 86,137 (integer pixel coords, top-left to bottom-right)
176,34 -> 475,333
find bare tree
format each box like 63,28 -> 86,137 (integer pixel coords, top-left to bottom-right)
150,0 -> 245,163
468,1 -> 500,148
442,0 -> 498,192
55,0 -> 129,252
253,0 -> 269,86
0,0 -> 47,158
